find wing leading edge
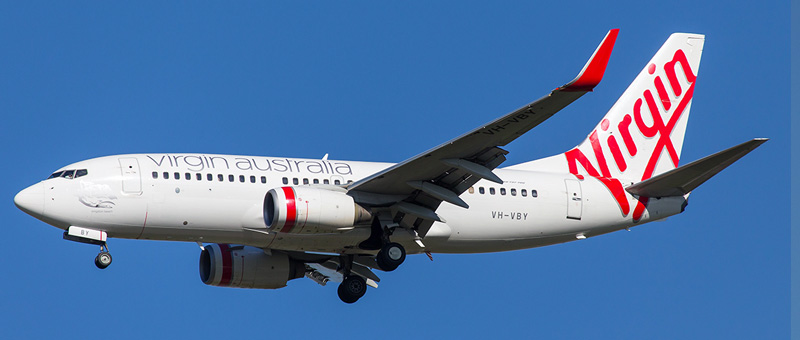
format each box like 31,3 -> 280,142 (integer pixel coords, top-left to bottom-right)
347,29 -> 620,236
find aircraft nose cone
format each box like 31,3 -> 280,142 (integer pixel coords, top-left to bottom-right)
14,182 -> 44,217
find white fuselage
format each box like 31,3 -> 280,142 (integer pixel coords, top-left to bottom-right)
21,153 -> 686,255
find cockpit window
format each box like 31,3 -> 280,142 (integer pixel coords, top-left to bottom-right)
46,169 -> 88,180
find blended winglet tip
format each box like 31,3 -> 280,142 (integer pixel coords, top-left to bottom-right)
559,28 -> 619,92
745,138 -> 769,149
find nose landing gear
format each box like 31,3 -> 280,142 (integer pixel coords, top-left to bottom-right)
94,244 -> 112,269
62,226 -> 113,269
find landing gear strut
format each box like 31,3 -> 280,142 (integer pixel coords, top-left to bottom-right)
94,243 -> 112,269
359,217 -> 407,272
62,227 -> 113,269
336,254 -> 368,304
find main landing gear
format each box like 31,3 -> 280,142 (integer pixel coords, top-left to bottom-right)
359,217 -> 407,272
335,242 -> 408,303
376,242 -> 405,272
336,254 -> 368,304
94,243 -> 112,269
338,275 -> 367,304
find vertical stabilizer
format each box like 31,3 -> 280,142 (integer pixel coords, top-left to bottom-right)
508,33 -> 705,220
574,33 -> 705,182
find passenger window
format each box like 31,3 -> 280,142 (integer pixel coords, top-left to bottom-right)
261,176 -> 267,184
152,171 -> 158,179
489,188 -> 495,195
228,175 -> 234,182
250,176 -> 256,183
334,180 -> 341,185
323,179 -> 330,184
62,170 -> 75,179
164,172 -> 170,180
239,175 -> 245,183
207,174 -> 213,181
303,178 -> 309,185
479,187 -> 485,194
511,188 -> 517,196
468,187 -> 474,194
521,189 -> 527,197
174,172 -> 180,180
282,177 -> 288,185
75,169 -> 88,178
500,188 -> 506,195
185,173 -> 191,180
293,178 -> 299,185
313,179 -> 319,184
347,180 -> 353,184
196,173 -> 202,181
531,190 -> 538,198
218,174 -> 224,182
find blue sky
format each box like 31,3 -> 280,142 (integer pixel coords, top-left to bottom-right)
0,2 -> 788,339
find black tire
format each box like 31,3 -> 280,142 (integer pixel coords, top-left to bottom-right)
337,276 -> 367,304
376,242 -> 405,272
95,252 -> 112,269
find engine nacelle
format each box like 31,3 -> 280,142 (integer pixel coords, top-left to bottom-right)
199,244 -> 305,289
264,186 -> 371,233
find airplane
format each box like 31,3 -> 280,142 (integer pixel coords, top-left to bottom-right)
14,30 -> 767,304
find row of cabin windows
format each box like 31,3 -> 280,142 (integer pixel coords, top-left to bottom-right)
152,171 -> 268,184
150,171 -> 532,196
151,171 -> 353,186
281,177 -> 353,186
468,186 -> 538,198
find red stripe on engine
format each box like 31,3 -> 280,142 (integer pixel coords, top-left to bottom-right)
218,244 -> 232,286
280,187 -> 297,233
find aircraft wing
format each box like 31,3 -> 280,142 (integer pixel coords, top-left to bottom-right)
347,29 -> 619,236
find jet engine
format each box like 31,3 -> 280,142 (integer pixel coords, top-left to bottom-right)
199,244 -> 305,289
264,186 -> 371,234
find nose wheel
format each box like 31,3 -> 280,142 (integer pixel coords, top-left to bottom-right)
94,244 -> 112,269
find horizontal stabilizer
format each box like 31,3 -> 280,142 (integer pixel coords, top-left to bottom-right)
625,138 -> 768,197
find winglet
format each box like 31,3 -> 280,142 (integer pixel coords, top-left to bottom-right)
559,29 -> 619,92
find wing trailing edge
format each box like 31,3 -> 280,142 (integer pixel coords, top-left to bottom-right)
625,138 -> 768,198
